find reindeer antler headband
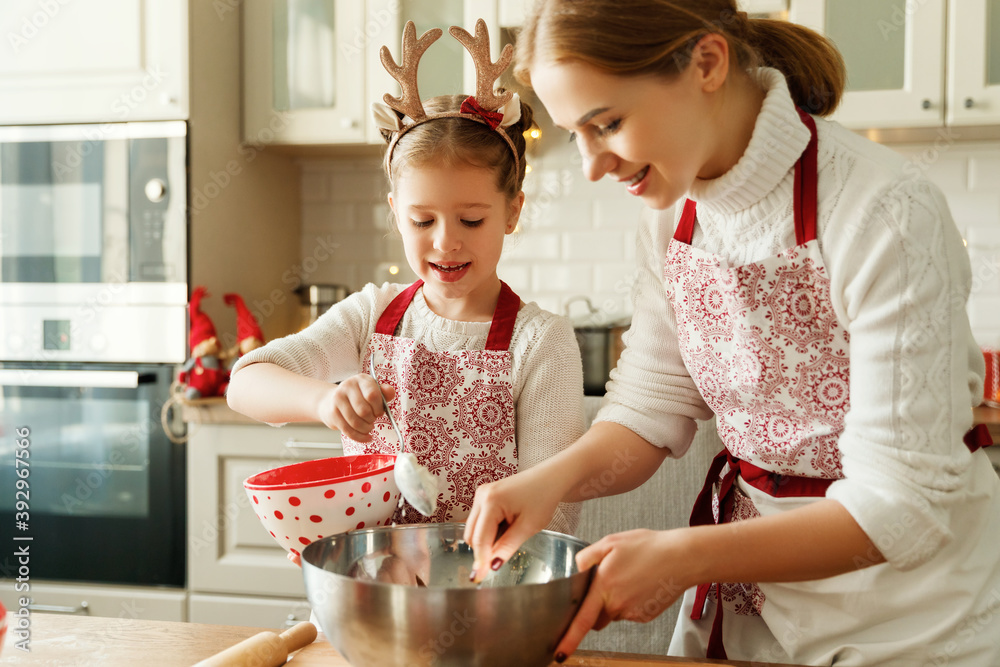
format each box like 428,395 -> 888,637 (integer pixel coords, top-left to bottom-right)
372,19 -> 522,177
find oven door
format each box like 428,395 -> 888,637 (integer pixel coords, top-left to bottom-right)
0,362 -> 184,587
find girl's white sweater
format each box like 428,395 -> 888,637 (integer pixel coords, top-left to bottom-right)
232,282 -> 585,534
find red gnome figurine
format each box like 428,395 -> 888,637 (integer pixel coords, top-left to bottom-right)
177,287 -> 230,399
223,293 -> 265,363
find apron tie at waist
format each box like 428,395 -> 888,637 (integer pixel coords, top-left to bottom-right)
688,424 -> 991,659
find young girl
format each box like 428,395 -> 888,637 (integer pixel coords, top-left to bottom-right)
463,1 -> 1000,665
227,21 -> 583,537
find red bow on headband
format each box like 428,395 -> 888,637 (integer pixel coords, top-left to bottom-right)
460,96 -> 503,129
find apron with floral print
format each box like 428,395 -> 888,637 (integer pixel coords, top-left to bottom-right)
341,280 -> 521,525
664,109 -> 846,658
664,109 -> 994,662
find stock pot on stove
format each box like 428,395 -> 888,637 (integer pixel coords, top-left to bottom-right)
564,296 -> 630,396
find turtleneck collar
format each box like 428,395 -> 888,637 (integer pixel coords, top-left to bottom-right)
687,68 -> 811,216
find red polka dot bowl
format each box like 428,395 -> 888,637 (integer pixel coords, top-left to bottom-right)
244,454 -> 401,559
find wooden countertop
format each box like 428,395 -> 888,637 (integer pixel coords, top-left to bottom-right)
2,613 -> 804,666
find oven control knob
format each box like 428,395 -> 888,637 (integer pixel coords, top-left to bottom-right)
145,178 -> 167,203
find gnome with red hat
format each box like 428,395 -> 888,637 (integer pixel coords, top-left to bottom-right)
223,293 -> 265,363
177,286 -> 230,399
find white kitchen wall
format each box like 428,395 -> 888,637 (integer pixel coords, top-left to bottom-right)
298,138 -> 1000,344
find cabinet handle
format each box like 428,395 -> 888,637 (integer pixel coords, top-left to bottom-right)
965,97 -> 975,109
285,613 -> 307,629
284,438 -> 341,450
28,601 -> 90,615
921,99 -> 932,110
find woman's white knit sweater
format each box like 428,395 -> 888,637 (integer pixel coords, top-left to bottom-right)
596,68 -> 989,571
231,282 -> 585,534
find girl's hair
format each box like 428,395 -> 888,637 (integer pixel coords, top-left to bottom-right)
381,94 -> 535,200
515,0 -> 846,116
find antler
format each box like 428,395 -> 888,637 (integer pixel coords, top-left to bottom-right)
380,21 -> 443,122
449,19 -> 513,111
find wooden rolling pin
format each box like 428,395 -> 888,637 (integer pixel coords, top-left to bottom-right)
193,621 -> 318,667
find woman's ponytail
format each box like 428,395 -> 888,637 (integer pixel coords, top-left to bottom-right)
516,0 -> 847,117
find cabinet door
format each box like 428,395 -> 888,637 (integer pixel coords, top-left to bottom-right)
364,0 -> 500,144
948,0 -> 1000,125
243,0 -> 366,144
188,593 -> 311,629
0,0 -> 188,124
0,581 -> 186,622
187,423 -> 343,597
791,0 -> 946,128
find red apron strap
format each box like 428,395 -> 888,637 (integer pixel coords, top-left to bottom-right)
484,281 -> 521,351
794,108 -> 819,246
374,280 -> 424,335
375,280 -> 521,352
672,199 -> 698,244
965,423 -> 993,452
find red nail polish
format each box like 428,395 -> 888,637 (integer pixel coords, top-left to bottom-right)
490,557 -> 503,571
555,652 -> 567,663
468,570 -> 477,582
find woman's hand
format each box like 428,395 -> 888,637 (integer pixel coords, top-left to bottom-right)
463,465 -> 566,582
554,529 -> 691,661
315,373 -> 395,442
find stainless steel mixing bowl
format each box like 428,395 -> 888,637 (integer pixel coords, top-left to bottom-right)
301,522 -> 593,666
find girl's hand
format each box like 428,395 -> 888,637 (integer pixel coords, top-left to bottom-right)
463,466 -> 565,582
316,373 -> 395,442
554,529 -> 690,661
287,550 -> 302,567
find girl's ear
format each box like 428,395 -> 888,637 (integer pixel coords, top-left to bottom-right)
690,32 -> 730,93
506,191 -> 526,234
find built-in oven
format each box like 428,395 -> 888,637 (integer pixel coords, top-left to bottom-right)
0,363 -> 184,586
0,121 -> 188,588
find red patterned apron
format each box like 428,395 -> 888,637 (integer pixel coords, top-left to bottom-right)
341,280 -> 521,525
664,110 -> 990,659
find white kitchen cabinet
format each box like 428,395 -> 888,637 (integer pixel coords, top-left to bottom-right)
0,581 -> 186,621
187,421 -> 342,598
188,592 -> 311,629
790,0 -> 1000,129
243,0 -> 500,146
0,0 -> 188,124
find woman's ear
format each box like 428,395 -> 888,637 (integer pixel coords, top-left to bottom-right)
691,32 -> 730,93
506,191 -> 526,234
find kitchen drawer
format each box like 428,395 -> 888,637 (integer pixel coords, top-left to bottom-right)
187,422 -> 342,597
188,593 -> 311,630
0,581 -> 186,621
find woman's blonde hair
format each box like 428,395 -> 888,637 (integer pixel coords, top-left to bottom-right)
515,0 -> 846,116
381,94 -> 535,200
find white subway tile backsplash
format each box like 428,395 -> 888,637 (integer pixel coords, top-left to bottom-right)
966,225 -> 1000,248
967,249 -> 1000,295
297,140 -> 1000,343
969,156 -> 1000,193
593,197 -> 644,229
331,171 -> 385,202
505,232 -> 562,260
970,296 -> 1000,329
594,263 -> 640,298
563,231 -> 626,261
531,263 -> 594,293
498,264 -> 532,293
946,192 -> 1000,229
303,202 -> 355,234
300,171 -> 330,203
